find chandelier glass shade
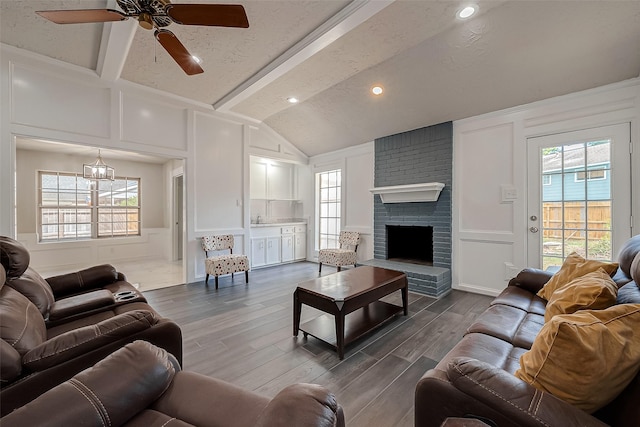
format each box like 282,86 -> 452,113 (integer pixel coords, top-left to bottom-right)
83,149 -> 115,181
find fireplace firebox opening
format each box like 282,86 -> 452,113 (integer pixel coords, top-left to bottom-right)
386,225 -> 433,265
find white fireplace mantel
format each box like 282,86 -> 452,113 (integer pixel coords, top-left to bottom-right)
370,182 -> 445,203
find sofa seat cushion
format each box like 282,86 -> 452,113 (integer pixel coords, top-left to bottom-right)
437,333 -> 526,375
515,304 -> 640,414
467,304 -> 544,350
491,285 -> 547,316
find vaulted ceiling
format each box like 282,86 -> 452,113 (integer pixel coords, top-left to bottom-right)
2,0 -> 640,157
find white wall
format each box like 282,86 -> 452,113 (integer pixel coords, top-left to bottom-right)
0,44 -> 307,284
453,79 -> 640,296
308,142 -> 375,263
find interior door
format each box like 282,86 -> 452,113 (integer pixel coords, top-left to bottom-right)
527,124 -> 631,269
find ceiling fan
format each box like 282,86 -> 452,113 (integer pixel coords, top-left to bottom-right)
36,0 -> 249,75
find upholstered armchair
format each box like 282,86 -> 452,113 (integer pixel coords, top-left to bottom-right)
201,235 -> 249,289
318,231 -> 361,273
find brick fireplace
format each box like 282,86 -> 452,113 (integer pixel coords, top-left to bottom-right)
362,122 -> 452,297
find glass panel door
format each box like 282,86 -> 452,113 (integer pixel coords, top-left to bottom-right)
527,124 -> 631,269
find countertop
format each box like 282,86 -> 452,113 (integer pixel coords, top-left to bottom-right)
250,221 -> 307,228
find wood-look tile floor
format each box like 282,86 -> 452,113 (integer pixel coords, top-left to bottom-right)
143,262 -> 494,427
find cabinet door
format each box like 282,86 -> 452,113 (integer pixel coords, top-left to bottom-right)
282,235 -> 294,262
267,163 -> 293,200
251,238 -> 266,267
250,162 -> 267,199
295,233 -> 306,260
266,237 -> 281,265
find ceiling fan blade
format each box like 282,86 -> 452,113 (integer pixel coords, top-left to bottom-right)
36,9 -> 127,24
155,30 -> 204,76
166,4 -> 249,28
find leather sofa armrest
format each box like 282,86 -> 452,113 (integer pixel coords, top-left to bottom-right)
1,338 -> 22,382
447,357 -> 608,427
22,310 -> 159,372
48,289 -> 116,321
507,268 -> 553,294
255,383 -> 344,427
2,341 -> 178,427
46,264 -> 118,297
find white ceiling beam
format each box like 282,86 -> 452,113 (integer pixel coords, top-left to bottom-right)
96,1 -> 138,81
214,0 -> 396,111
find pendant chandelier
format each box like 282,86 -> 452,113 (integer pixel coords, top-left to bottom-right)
83,149 -> 114,181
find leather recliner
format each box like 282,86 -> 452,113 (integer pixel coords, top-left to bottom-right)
0,241 -> 183,416
1,340 -> 346,427
0,236 -> 148,325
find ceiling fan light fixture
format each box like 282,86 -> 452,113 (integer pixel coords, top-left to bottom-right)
191,55 -> 202,64
138,12 -> 154,30
83,149 -> 115,181
371,86 -> 383,96
457,5 -> 477,19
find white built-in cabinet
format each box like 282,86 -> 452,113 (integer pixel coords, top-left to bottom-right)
250,159 -> 296,200
250,224 -> 306,268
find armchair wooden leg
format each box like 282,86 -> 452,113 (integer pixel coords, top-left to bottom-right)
245,270 -> 249,283
337,266 -> 341,272
215,276 -> 219,289
319,263 -> 322,273
205,273 -> 209,284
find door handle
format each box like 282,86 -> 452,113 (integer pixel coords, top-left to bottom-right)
529,227 -> 539,233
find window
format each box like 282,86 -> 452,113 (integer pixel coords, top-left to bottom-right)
575,169 -> 607,182
39,171 -> 140,242
543,175 -> 552,186
316,169 -> 341,250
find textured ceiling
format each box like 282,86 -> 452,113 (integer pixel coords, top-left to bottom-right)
2,0 -> 640,157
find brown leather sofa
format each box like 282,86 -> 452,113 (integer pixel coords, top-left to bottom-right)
415,235 -> 640,427
1,340 -> 345,427
0,238 -> 183,416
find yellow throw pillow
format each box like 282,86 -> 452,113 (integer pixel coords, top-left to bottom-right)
544,268 -> 618,322
515,304 -> 640,413
537,252 -> 618,301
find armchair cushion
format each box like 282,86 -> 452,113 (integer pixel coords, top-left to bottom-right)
536,252 -> 618,301
23,310 -> 159,372
515,304 -> 640,413
46,264 -> 118,297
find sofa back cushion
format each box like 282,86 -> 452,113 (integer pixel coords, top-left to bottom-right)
0,236 -> 30,280
46,264 -> 118,297
1,341 -> 178,427
515,304 -> 640,413
6,266 -> 55,317
617,234 -> 640,279
544,268 -> 618,322
537,252 -> 618,301
0,285 -> 46,356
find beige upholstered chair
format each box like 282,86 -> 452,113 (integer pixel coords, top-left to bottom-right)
201,235 -> 249,289
318,231 -> 361,273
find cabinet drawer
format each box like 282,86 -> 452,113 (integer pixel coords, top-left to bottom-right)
281,226 -> 294,234
294,225 -> 306,233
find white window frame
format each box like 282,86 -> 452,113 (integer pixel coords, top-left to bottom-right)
38,171 -> 141,242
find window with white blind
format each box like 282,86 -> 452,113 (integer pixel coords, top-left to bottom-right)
316,169 -> 341,250
39,171 -> 140,242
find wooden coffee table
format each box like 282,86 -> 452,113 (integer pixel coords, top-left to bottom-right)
293,266 -> 408,359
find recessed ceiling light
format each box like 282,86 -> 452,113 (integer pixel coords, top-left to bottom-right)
457,5 -> 477,19
371,86 -> 383,95
287,97 -> 299,104
191,55 -> 202,64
